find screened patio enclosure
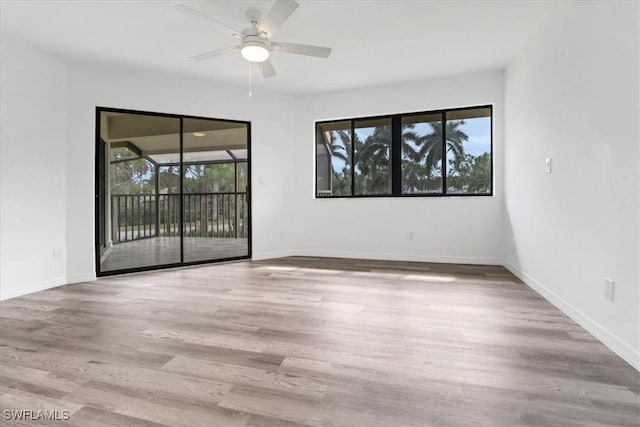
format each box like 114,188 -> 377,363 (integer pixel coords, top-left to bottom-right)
96,109 -> 251,275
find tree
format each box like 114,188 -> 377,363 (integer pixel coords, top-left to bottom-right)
354,125 -> 391,194
411,120 -> 467,170
401,120 -> 469,192
326,129 -> 350,163
159,166 -> 180,194
401,124 -> 433,192
182,163 -> 237,236
447,152 -> 491,193
110,158 -> 153,194
322,128 -> 352,196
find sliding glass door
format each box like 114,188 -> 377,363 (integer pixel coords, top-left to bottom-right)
182,118 -> 249,263
95,108 -> 250,275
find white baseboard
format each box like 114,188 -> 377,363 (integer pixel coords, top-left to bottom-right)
1,273 -> 96,301
1,276 -> 67,301
291,249 -> 501,265
504,262 -> 639,371
66,274 -> 97,284
251,250 -> 295,261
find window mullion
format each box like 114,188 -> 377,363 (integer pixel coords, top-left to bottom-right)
350,120 -> 355,196
391,116 -> 402,195
441,111 -> 447,195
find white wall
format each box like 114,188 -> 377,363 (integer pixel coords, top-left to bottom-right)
64,62 -> 296,281
0,35 -> 68,299
289,71 -> 504,264
504,2 -> 639,368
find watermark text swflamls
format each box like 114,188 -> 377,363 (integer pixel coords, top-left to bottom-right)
3,409 -> 70,421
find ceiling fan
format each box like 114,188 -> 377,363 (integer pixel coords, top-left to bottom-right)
176,0 -> 332,78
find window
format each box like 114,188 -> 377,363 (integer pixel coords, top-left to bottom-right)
316,105 -> 492,197
354,118 -> 391,195
402,113 -> 443,194
445,108 -> 492,194
316,121 -> 351,197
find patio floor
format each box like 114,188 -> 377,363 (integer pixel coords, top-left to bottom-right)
100,236 -> 249,272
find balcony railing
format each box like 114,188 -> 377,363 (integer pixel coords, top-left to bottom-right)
111,192 -> 248,244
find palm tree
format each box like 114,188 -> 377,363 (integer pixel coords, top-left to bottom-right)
323,128 -> 350,162
401,124 -> 428,192
319,128 -> 352,195
402,120 -> 469,191
417,120 -> 467,169
354,125 -> 391,194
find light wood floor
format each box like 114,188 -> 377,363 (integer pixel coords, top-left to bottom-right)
1,257 -> 638,426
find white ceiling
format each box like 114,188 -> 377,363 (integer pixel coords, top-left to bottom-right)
0,0 -> 557,94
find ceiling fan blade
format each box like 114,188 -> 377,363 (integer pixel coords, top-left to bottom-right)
190,46 -> 237,62
175,4 -> 243,39
258,0 -> 299,37
260,59 -> 277,78
270,41 -> 331,58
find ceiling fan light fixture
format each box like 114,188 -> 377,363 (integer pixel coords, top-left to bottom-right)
241,41 -> 269,62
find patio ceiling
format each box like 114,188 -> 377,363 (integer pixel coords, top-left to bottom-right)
104,111 -> 248,165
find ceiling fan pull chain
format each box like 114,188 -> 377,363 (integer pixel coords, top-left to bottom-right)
249,62 -> 253,98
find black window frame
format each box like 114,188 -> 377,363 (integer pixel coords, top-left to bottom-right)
315,104 -> 493,198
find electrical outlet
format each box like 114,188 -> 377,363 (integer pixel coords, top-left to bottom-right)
545,158 -> 552,174
408,232 -> 415,241
53,248 -> 62,261
279,230 -> 285,239
604,278 -> 615,302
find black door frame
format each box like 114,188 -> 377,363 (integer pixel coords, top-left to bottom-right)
94,106 -> 252,277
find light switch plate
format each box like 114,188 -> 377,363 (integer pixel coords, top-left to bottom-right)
545,158 -> 552,174
604,278 -> 615,302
